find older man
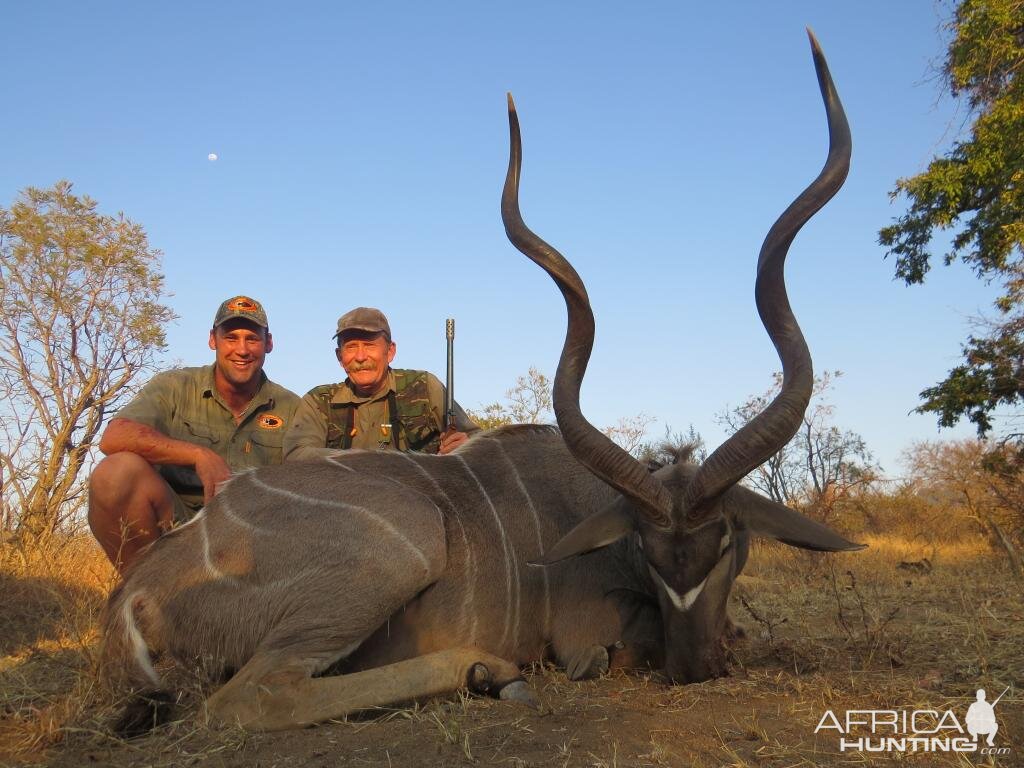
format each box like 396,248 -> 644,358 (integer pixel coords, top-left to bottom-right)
284,307 -> 477,462
88,295 -> 300,572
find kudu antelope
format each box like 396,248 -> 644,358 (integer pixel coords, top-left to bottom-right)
100,31 -> 860,732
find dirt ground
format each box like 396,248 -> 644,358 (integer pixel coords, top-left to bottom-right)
1,536 -> 1021,767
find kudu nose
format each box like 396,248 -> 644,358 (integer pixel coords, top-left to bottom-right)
666,646 -> 729,684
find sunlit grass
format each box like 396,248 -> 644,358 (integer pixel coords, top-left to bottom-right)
0,511 -> 1020,766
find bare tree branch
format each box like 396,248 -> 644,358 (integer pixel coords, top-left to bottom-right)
0,181 -> 176,544
716,370 -> 880,518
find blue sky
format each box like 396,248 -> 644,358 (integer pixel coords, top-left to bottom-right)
2,1 -> 991,477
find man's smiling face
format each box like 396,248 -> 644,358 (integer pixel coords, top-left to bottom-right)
337,332 -> 396,396
209,318 -> 272,391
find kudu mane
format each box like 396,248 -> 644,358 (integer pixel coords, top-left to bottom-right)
470,423 -> 561,443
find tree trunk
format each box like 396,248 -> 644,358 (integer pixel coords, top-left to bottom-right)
982,512 -> 1023,580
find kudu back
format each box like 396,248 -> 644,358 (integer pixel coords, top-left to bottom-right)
99,31 -> 861,732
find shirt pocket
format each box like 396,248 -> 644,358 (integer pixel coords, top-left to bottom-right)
249,429 -> 284,450
182,419 -> 221,446
248,427 -> 285,464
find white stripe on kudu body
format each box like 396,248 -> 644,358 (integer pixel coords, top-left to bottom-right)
380,458 -> 445,538
218,492 -> 260,532
325,455 -> 356,472
247,473 -> 432,573
454,455 -> 519,653
485,437 -> 552,642
395,453 -> 478,643
199,514 -> 227,580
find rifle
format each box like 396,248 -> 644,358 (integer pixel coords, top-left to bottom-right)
444,318 -> 455,431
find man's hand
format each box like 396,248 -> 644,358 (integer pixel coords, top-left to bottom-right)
438,429 -> 469,455
99,418 -> 234,504
193,447 -> 232,502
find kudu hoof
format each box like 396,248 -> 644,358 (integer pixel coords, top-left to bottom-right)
497,680 -> 540,710
566,645 -> 609,681
467,662 -> 493,694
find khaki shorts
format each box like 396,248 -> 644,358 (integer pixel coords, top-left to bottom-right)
169,488 -> 204,525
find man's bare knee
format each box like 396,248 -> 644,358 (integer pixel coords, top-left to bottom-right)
89,453 -> 174,571
90,453 -> 171,513
91,452 -> 157,493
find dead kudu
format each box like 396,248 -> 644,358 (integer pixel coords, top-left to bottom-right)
100,32 -> 860,733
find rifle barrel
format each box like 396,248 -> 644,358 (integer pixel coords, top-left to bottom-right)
445,318 -> 455,428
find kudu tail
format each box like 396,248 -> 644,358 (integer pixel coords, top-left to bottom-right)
98,585 -> 175,736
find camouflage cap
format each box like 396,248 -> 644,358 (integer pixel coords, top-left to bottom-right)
213,296 -> 269,329
334,307 -> 391,340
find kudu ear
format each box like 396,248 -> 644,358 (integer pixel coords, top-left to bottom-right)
726,486 -> 866,552
529,501 -> 634,566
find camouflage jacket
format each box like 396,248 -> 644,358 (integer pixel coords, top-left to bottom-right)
283,369 -> 477,459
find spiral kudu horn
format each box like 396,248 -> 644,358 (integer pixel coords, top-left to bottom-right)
680,29 -> 852,523
501,93 -> 675,529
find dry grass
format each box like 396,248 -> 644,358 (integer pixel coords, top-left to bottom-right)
1,520 -> 1021,767
0,538 -> 116,760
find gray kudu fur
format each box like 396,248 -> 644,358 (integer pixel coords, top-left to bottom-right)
99,31 -> 861,732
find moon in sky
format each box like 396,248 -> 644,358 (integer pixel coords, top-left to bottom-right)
207,153 -> 218,161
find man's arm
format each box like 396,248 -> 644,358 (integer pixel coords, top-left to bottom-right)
282,393 -> 337,462
99,418 -> 231,503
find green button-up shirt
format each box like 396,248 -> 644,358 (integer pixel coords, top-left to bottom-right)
114,365 -> 301,509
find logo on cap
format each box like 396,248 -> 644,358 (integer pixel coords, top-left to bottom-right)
214,295 -> 269,329
228,297 -> 261,314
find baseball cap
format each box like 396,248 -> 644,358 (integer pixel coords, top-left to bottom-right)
334,307 -> 391,340
213,296 -> 269,329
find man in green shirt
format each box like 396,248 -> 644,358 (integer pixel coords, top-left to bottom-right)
88,295 -> 300,572
284,307 -> 477,462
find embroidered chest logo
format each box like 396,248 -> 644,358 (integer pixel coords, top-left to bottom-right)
257,413 -> 284,430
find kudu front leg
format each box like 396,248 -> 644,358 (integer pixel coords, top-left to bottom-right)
207,647 -> 531,731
